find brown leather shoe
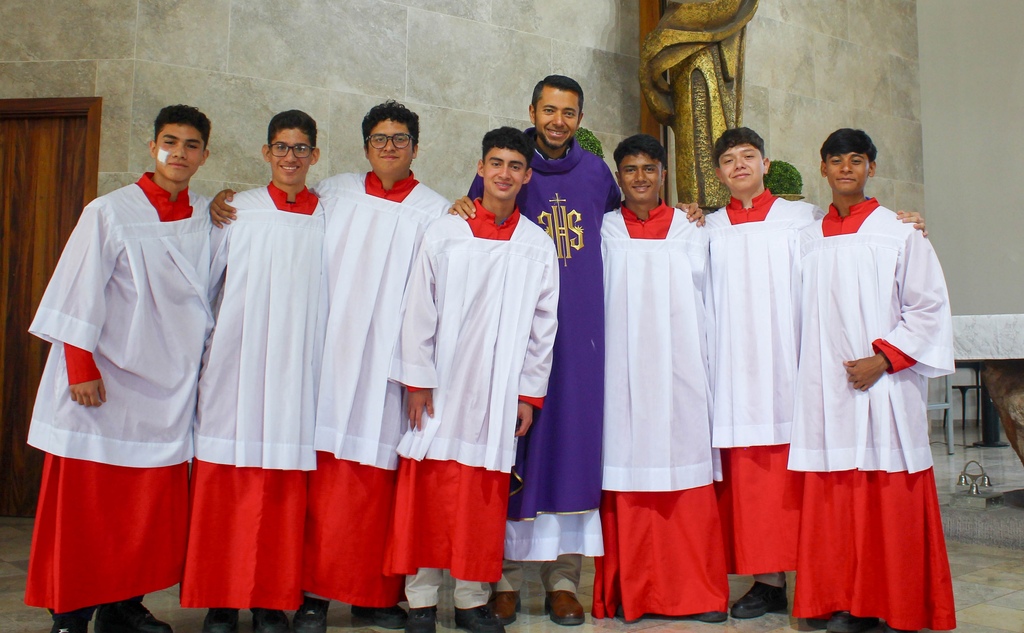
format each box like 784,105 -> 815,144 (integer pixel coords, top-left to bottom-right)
488,592 -> 519,625
545,591 -> 585,626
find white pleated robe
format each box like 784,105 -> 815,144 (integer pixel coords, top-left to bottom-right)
389,214 -> 560,473
789,206 -> 954,474
704,198 -> 823,448
195,187 -> 326,470
311,173 -> 450,470
28,184 -> 213,467
601,209 -> 718,492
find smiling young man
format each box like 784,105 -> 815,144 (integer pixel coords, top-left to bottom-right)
788,129 -> 955,633
386,127 -> 559,633
591,135 -> 729,624
180,110 -> 326,633
24,105 -> 214,633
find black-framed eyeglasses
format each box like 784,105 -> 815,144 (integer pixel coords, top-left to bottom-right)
366,133 -> 412,149
268,142 -> 314,158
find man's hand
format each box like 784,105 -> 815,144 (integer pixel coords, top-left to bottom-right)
448,196 -> 476,220
210,189 -> 238,228
676,202 -> 705,226
896,210 -> 927,237
407,390 -> 434,430
69,379 -> 106,407
515,402 -> 534,437
844,353 -> 890,391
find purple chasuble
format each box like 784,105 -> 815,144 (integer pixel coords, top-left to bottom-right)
469,130 -> 620,518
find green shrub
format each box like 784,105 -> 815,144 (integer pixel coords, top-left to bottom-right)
575,127 -> 604,158
763,160 -> 802,195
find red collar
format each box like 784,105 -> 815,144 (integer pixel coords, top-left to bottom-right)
467,199 -> 520,241
365,171 -> 418,202
621,201 -> 673,239
822,197 -> 880,236
136,172 -> 193,222
726,188 -> 777,225
268,182 -> 318,215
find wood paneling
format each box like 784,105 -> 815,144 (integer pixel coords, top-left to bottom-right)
0,97 -> 101,516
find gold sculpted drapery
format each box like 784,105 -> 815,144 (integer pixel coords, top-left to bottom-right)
640,0 -> 759,208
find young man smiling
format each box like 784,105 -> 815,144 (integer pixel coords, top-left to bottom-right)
592,135 -> 729,624
788,129 -> 955,633
387,127 -> 559,633
24,104 -> 214,633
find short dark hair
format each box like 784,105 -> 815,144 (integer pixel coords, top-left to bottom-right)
153,104 -> 211,146
362,100 -> 419,149
267,109 -> 317,146
482,127 -> 534,168
712,127 -> 765,166
613,134 -> 666,169
531,75 -> 584,113
820,128 -> 877,162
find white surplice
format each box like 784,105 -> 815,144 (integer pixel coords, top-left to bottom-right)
311,173 -> 449,470
195,187 -> 326,470
27,184 -> 213,467
789,206 -> 954,474
703,198 -> 823,448
601,208 -> 718,492
389,214 -> 560,473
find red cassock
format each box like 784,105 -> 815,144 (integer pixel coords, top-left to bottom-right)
25,455 -> 189,613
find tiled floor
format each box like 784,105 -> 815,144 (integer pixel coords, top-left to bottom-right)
2,421 -> 1023,633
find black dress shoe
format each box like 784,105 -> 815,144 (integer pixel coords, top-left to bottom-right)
827,611 -> 880,633
882,623 -> 917,633
686,611 -> 729,623
454,605 -> 505,633
202,609 -> 239,633
95,601 -> 173,633
251,608 -> 290,633
293,598 -> 328,633
405,606 -> 437,633
352,605 -> 408,629
51,615 -> 89,633
730,581 -> 788,619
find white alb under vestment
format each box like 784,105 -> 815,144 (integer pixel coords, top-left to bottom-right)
789,206 -> 954,474
389,214 -> 560,473
194,187 -> 326,471
704,198 -> 823,448
312,173 -> 449,470
601,208 -> 719,492
28,184 -> 213,467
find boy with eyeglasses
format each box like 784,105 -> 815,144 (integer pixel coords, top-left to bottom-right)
207,101 -> 451,633
24,104 -> 213,633
181,110 -> 326,633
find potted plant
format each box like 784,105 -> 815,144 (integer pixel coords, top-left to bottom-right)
763,160 -> 803,200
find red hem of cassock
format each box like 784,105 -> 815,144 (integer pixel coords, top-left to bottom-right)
303,453 -> 404,607
24,454 -> 189,613
385,458 -> 509,583
593,487 -> 729,620
180,460 -> 306,610
714,445 -> 802,574
792,468 -> 956,631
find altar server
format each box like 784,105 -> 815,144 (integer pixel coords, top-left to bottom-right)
24,104 -> 214,633
789,128 -> 955,633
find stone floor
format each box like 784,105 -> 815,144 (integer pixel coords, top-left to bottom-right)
2,420 -> 1023,633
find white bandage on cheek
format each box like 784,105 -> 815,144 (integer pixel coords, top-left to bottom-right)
157,148 -> 171,164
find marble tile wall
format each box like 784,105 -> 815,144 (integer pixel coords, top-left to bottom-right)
741,0 -> 925,213
0,0 -> 640,201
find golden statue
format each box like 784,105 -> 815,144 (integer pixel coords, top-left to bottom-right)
640,0 -> 759,208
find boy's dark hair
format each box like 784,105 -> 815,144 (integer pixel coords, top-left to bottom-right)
153,104 -> 212,146
820,128 -> 877,162
482,127 -> 534,168
362,100 -> 419,149
613,134 -> 666,169
712,127 -> 765,166
531,75 -> 584,113
267,110 -> 317,146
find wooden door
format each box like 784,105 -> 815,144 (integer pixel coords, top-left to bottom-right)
0,97 -> 101,516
